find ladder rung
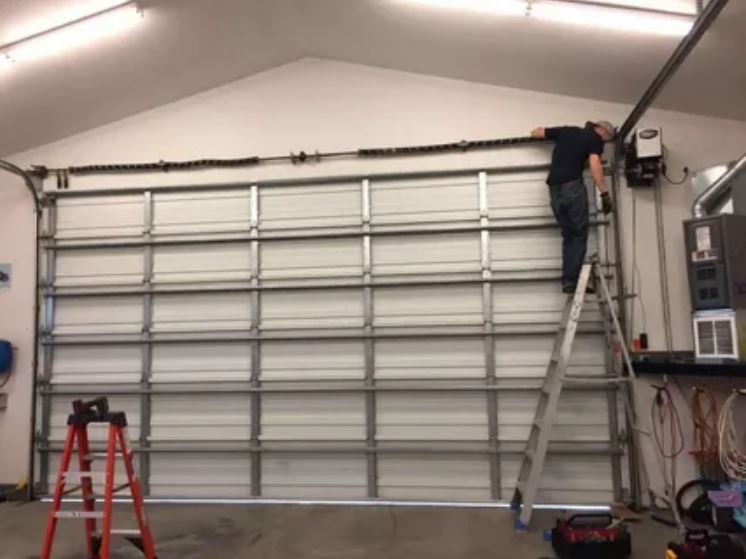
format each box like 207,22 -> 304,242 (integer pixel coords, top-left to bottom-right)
93,529 -> 142,537
83,452 -> 125,461
55,511 -> 104,519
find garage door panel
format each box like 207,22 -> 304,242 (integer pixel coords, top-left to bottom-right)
262,453 -> 367,498
374,285 -> 482,327
372,233 -> 480,276
262,393 -> 365,440
489,229 -> 599,273
152,293 -> 252,332
151,342 -> 251,383
260,184 -> 361,230
494,335 -> 605,379
371,176 -> 478,225
55,248 -> 144,286
262,289 -> 364,329
262,340 -> 364,380
486,173 -> 552,220
56,196 -> 144,239
377,393 -> 486,440
375,338 -> 485,380
378,455 -> 490,501
53,296 -> 142,335
502,455 -> 613,504
497,392 -> 609,442
153,243 -> 251,283
261,238 -> 362,279
150,394 -> 251,441
150,453 -> 252,498
51,345 -> 141,384
492,283 -> 602,325
153,190 -> 251,236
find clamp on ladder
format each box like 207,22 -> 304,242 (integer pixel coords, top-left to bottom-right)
40,397 -> 158,559
510,259 -> 636,532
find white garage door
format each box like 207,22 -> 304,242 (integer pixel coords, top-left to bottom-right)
37,165 -> 625,504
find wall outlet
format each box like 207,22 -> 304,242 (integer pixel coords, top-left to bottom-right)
0,393 -> 7,410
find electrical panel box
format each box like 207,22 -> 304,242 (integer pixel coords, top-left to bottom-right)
635,127 -> 663,160
684,214 -> 746,311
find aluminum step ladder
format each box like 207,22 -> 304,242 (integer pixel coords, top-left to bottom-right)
510,260 -> 634,532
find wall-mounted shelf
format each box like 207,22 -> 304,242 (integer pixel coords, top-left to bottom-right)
632,351 -> 746,376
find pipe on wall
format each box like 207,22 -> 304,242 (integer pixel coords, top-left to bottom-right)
692,152 -> 746,218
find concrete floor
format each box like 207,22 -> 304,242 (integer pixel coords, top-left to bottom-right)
1,501 -> 677,558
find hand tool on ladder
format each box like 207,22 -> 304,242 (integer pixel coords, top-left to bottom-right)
510,259 -> 636,532
40,397 -> 158,559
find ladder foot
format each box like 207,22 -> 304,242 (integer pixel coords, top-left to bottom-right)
514,518 -> 529,532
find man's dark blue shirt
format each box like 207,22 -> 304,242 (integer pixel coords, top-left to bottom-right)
545,126 -> 604,186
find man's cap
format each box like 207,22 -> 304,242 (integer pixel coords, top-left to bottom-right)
594,120 -> 616,139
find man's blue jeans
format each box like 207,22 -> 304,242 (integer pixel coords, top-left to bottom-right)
549,179 -> 589,288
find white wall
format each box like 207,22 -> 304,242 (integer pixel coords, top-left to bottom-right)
2,58 -> 746,488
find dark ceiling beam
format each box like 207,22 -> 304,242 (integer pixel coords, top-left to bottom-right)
617,0 -> 730,144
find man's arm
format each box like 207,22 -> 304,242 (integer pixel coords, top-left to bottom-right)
588,154 -> 607,193
531,127 -> 546,139
590,153 -> 614,214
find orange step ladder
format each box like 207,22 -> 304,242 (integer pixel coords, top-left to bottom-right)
40,397 -> 158,559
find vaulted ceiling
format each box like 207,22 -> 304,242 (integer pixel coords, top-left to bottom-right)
1,0 -> 743,156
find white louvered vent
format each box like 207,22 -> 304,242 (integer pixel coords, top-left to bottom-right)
694,312 -> 737,360
714,320 -> 735,356
696,321 -> 715,356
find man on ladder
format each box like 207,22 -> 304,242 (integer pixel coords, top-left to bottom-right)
531,121 -> 616,292
512,121 -> 637,533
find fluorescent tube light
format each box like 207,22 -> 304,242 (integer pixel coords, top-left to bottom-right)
531,1 -> 693,36
395,0 -> 694,36
0,2 -> 142,66
400,0 -> 527,17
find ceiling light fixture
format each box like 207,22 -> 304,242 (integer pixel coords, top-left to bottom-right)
0,1 -> 143,67
396,0 -> 694,36
401,0 -> 527,17
531,1 -> 694,36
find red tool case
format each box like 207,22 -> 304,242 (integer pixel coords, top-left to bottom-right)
551,513 -> 632,559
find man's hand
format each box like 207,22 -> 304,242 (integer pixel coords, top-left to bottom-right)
531,127 -> 546,139
601,191 -> 613,215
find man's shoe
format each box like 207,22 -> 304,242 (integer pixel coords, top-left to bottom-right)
562,283 -> 596,295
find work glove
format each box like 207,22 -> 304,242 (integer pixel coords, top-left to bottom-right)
601,191 -> 613,215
